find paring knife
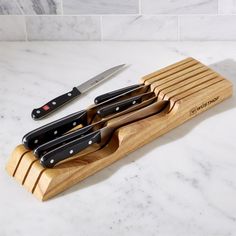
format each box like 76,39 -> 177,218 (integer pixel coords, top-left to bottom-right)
40,99 -> 169,168
23,84 -> 148,150
31,64 -> 126,120
34,92 -> 156,158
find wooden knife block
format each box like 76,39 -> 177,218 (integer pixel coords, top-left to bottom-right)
6,58 -> 233,201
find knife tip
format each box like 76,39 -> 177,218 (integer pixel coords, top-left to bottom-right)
117,63 -> 126,68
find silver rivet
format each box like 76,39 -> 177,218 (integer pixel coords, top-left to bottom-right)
50,159 -> 54,164
116,107 -> 120,111
34,139 -> 38,144
36,110 -> 41,114
54,130 -> 58,135
73,122 -> 77,126
95,99 -> 98,103
52,101 -> 56,105
69,150 -> 74,154
68,93 -> 72,96
88,140 -> 92,145
97,110 -> 101,114
132,100 -> 136,105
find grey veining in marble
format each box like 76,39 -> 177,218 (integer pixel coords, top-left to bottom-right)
142,0 -> 218,14
16,0 -> 61,15
0,42 -> 236,236
179,15 -> 236,40
0,0 -> 21,14
0,16 -> 25,40
1,0 -> 236,40
26,16 -> 101,40
0,0 -> 61,15
102,15 -> 178,40
64,0 -> 139,14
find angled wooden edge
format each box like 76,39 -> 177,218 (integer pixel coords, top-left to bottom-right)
38,77 -> 232,201
6,57 -> 233,201
6,145 -> 30,177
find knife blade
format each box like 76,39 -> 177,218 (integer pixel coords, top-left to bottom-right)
93,57 -> 196,105
94,84 -> 142,104
27,54 -> 191,149
33,124 -> 94,158
22,110 -> 87,150
23,83 -> 147,150
31,64 -> 126,120
40,99 -> 169,168
96,92 -> 155,118
33,93 -> 156,158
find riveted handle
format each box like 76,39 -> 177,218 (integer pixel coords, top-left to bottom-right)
23,110 -> 87,150
40,130 -> 101,168
34,125 -> 94,158
94,84 -> 141,104
97,94 -> 144,118
31,87 -> 81,120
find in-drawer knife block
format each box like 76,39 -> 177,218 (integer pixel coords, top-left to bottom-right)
6,58 -> 233,201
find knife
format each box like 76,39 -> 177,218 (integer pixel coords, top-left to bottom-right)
94,84 -> 142,104
22,110 -> 87,150
23,83 -> 147,150
31,64 -> 126,120
96,92 -> 154,118
94,57 -> 197,104
40,99 -> 169,168
34,93 -> 156,158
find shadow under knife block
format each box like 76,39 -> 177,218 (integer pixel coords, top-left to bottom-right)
6,57 -> 233,201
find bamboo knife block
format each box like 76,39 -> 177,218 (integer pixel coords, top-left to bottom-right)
6,58 -> 233,201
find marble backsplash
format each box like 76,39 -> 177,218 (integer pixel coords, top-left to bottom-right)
0,0 -> 236,41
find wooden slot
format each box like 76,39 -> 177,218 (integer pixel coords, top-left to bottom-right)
23,161 -> 45,193
160,70 -> 216,100
153,68 -> 214,98
13,152 -> 37,185
162,73 -> 220,101
149,63 -> 205,90
141,57 -> 194,83
6,57 -> 233,201
6,145 -> 30,177
145,60 -> 200,85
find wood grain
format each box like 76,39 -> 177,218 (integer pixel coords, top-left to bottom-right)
6,57 -> 233,201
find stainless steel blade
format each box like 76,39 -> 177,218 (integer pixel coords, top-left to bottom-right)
77,64 -> 126,93
99,100 -> 169,145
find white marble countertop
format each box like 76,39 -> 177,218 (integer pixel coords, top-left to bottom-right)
0,42 -> 236,236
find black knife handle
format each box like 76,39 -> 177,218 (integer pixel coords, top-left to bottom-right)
94,84 -> 141,104
34,125 -> 94,158
40,130 -> 101,168
31,87 -> 81,120
23,110 -> 87,150
96,94 -> 143,118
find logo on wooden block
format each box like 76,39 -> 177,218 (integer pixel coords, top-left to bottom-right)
190,96 -> 219,116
